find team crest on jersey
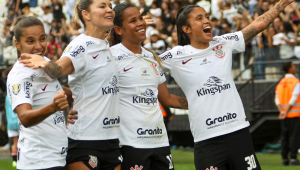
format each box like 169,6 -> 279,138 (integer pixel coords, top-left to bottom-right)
130,165 -> 143,170
12,84 -> 21,95
212,46 -> 225,59
88,155 -> 98,168
150,63 -> 159,76
206,166 -> 218,170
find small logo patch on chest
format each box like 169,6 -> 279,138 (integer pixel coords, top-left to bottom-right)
213,46 -> 225,59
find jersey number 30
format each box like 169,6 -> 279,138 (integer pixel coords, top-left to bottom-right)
245,154 -> 257,170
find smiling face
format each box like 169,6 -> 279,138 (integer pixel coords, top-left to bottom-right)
115,7 -> 146,45
86,0 -> 115,30
15,25 -> 47,56
184,7 -> 212,47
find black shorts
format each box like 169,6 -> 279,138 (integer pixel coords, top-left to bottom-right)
194,127 -> 261,170
66,138 -> 122,170
120,146 -> 174,170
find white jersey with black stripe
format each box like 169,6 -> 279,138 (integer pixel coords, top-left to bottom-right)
110,43 -> 169,148
62,34 -> 120,140
7,58 -> 67,169
160,31 -> 250,143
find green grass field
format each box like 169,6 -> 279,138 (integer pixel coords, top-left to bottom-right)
0,150 -> 300,170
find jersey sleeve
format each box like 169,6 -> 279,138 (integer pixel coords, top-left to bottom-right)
221,31 -> 245,53
159,48 -> 175,71
61,41 -> 86,75
8,76 -> 34,112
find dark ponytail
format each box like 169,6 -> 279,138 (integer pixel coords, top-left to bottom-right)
2,16 -> 43,78
176,5 -> 200,46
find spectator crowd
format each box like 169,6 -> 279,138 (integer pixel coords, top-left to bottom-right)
1,0 -> 300,82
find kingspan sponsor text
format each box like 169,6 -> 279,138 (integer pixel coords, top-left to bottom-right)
197,83 -> 230,96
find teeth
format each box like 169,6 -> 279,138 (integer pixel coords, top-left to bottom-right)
33,52 -> 42,55
138,29 -> 145,33
106,17 -> 112,19
204,26 -> 211,30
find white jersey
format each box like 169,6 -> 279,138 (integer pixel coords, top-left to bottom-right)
160,31 -> 250,143
110,43 -> 169,148
62,34 -> 120,140
7,58 -> 67,169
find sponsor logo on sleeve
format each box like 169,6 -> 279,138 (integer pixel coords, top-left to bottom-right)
210,38 -> 221,45
222,34 -> 239,41
196,76 -> 231,97
213,46 -> 225,59
177,51 -> 182,55
102,75 -> 119,95
24,81 -> 32,98
131,165 -> 143,170
161,52 -> 172,61
12,84 -> 21,95
118,54 -> 130,60
88,155 -> 98,168
70,45 -> 85,57
86,41 -> 95,46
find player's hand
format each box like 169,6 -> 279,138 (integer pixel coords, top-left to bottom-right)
53,91 -> 68,112
20,53 -> 49,69
67,107 -> 78,125
140,9 -> 154,25
278,110 -> 287,119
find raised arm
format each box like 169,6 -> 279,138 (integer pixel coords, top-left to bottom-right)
20,54 -> 74,79
242,0 -> 294,43
157,82 -> 188,109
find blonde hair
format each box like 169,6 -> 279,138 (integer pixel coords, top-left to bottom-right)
144,47 -> 163,69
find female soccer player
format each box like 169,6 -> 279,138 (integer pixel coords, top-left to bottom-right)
4,16 -> 69,170
19,0 -> 122,169
159,0 -> 295,169
109,3 -> 187,170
